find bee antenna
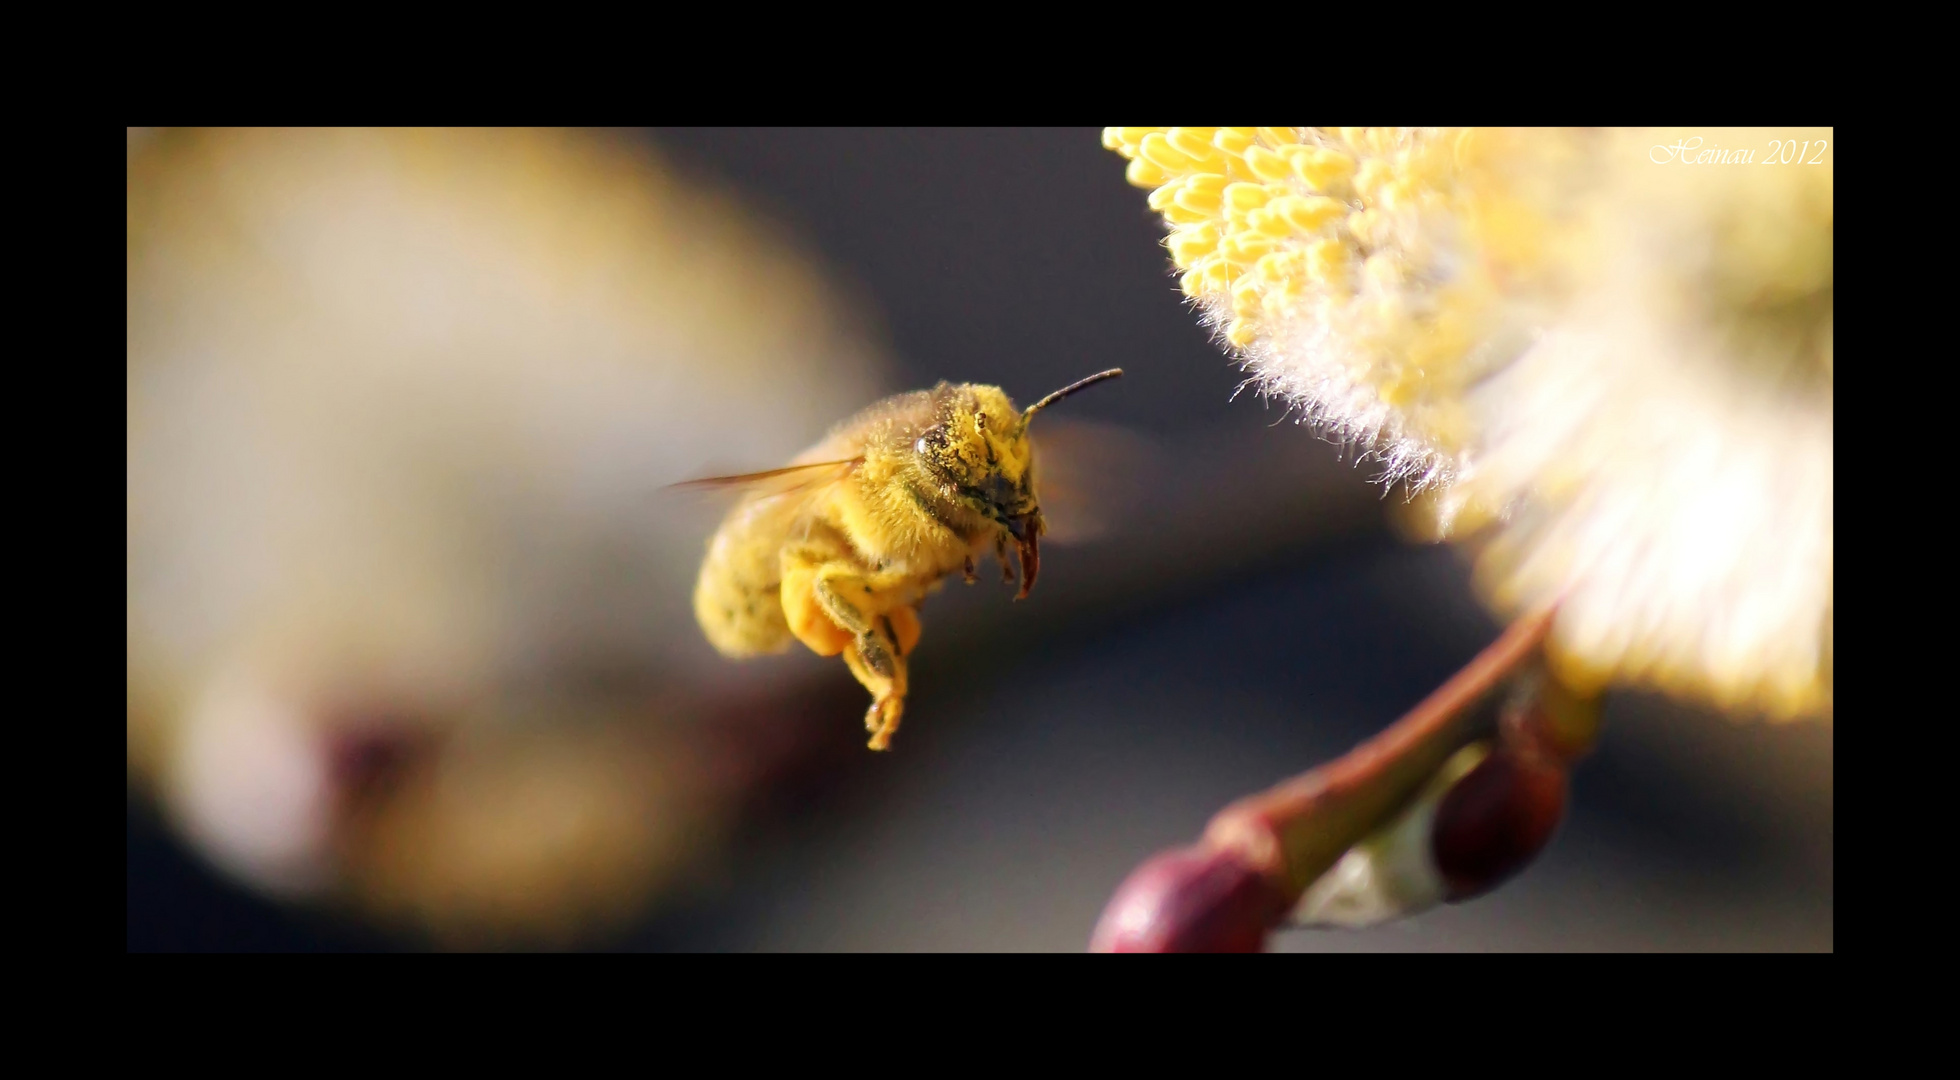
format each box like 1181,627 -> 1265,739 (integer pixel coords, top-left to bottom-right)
1020,369 -> 1124,430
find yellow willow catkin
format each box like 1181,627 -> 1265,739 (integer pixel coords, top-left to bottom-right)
1109,126 -> 1833,721
1104,127 -> 1514,488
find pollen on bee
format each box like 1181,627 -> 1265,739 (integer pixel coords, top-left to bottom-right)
694,373 -> 1122,750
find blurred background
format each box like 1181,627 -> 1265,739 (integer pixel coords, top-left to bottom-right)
126,128 -> 1832,951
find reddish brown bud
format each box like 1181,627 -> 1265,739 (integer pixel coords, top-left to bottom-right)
1090,845 -> 1291,953
1501,670 -> 1603,764
1430,749 -> 1568,902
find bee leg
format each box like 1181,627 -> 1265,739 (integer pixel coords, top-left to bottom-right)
843,624 -> 908,751
963,555 -> 977,585
812,568 -> 921,750
811,573 -> 878,640
995,533 -> 1014,584
855,627 -> 898,678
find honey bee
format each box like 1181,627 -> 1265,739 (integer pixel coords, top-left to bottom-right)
684,369 -> 1124,750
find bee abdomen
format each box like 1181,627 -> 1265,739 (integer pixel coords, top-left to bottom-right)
693,530 -> 794,658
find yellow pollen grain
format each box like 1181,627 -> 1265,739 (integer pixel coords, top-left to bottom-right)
1347,209 -> 1379,247
1289,147 -> 1356,191
1139,132 -> 1198,173
1225,317 -> 1256,347
1378,178 -> 1418,211
1378,370 -> 1420,407
1305,238 -> 1347,286
1166,127 -> 1221,163
1355,158 -> 1396,200
1224,182 -> 1270,215
1408,304 -> 1476,370
1162,202 -> 1212,225
1202,259 -> 1240,291
1213,128 -> 1257,155
1278,195 -> 1343,234
1184,174 -> 1226,197
1242,145 -> 1292,182
1252,208 -> 1294,239
1232,274 -> 1262,316
1126,156 -> 1170,188
1167,224 -> 1218,267
1225,231 -> 1276,261
1174,183 -> 1223,216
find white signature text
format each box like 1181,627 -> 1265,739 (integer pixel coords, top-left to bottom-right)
1649,136 -> 1829,165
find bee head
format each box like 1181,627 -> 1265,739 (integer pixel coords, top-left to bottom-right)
911,370 -> 1122,598
913,385 -> 1040,527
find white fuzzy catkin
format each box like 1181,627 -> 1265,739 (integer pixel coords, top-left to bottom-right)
1110,127 -> 1833,718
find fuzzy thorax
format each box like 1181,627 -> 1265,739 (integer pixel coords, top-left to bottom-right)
820,384 -> 1038,571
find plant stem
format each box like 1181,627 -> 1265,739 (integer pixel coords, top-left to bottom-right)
1204,608 -> 1556,898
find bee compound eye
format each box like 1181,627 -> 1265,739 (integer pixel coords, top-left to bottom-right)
915,437 -> 931,455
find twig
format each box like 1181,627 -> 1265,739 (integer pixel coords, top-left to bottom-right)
1091,608 -> 1558,952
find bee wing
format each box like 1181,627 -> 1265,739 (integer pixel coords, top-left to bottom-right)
1030,419 -> 1160,546
668,458 -> 862,499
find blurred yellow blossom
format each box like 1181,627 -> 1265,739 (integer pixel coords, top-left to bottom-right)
127,127 -> 889,943
1107,127 -> 1832,719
